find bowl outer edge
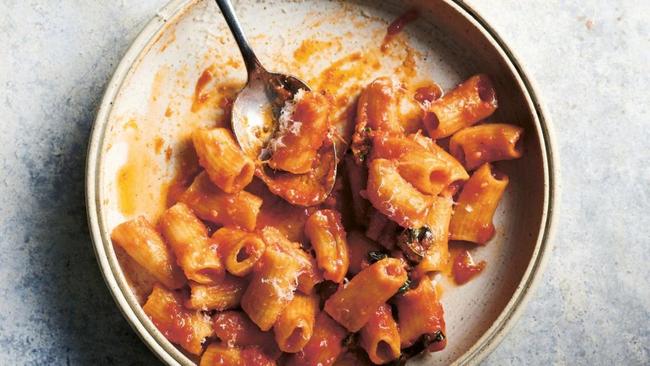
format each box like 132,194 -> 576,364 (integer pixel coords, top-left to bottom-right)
85,0 -> 198,365
444,1 -> 559,365
85,0 -> 559,365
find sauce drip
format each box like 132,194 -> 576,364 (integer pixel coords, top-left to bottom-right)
452,249 -> 486,285
191,67 -> 215,112
294,39 -> 339,63
165,145 -> 201,208
381,9 -> 419,52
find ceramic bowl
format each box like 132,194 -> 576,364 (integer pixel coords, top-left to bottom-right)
86,0 -> 557,364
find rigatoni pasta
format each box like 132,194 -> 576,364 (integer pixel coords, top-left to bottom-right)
449,163 -> 509,244
449,123 -> 524,170
324,258 -> 407,332
413,196 -> 453,277
269,90 -> 331,174
351,77 -> 403,164
241,244 -> 302,331
359,304 -> 401,364
111,217 -> 185,289
185,275 -> 247,311
112,53 -> 524,363
212,311 -> 280,359
286,312 -> 347,366
143,284 -> 213,355
304,209 -> 349,283
211,227 -> 265,277
192,127 -> 254,193
423,74 -> 498,139
365,158 -> 435,229
371,132 -> 469,196
273,293 -> 319,353
159,203 -> 223,284
356,77 -> 403,133
180,172 -> 262,231
260,226 -> 323,294
395,278 -> 446,352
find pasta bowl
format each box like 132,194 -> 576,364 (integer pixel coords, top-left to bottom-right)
86,0 -> 557,364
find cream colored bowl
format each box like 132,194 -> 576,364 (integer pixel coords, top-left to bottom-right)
86,0 -> 557,364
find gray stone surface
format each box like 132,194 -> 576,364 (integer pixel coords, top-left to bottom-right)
0,0 -> 647,365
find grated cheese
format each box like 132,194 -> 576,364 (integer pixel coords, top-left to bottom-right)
269,89 -> 306,152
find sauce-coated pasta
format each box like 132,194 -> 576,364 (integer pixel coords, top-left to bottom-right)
110,13 -> 524,364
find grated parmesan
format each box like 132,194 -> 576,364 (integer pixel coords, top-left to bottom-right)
269,89 -> 306,152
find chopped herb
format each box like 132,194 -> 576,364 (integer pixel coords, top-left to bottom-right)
407,226 -> 432,242
358,149 -> 368,162
341,333 -> 356,348
258,148 -> 272,161
367,250 -> 388,263
388,330 -> 446,365
397,278 -> 411,294
429,330 -> 446,343
363,126 -> 372,133
397,226 -> 434,263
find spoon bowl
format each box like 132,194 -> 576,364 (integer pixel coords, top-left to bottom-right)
231,69 -> 310,159
215,0 -> 337,206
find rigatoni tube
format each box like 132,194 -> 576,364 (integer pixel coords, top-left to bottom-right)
449,163 -> 508,244
185,275 -> 247,311
449,123 -> 524,170
324,258 -> 407,332
423,74 -> 497,139
159,202 -> 223,284
304,209 -> 350,283
241,245 -> 302,331
360,303 -> 401,364
180,172 -> 262,231
286,312 -> 348,366
111,217 -> 185,289
273,293 -> 319,353
365,158 -> 435,229
269,90 -> 331,174
192,127 -> 254,193
211,227 -> 265,277
143,284 -> 213,355
395,278 -> 447,352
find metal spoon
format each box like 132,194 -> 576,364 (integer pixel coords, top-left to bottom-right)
215,0 -> 337,206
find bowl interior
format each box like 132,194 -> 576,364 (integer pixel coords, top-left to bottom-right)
93,0 -> 549,364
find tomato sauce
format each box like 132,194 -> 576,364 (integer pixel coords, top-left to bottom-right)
191,67 -> 214,112
158,301 -> 194,346
293,39 -> 340,63
381,9 -> 419,52
452,249 -> 486,285
165,144 -> 200,208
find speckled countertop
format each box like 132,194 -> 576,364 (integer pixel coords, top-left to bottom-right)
0,0 -> 648,365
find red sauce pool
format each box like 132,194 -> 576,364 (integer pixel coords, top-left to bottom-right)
381,9 -> 419,52
452,249 -> 486,285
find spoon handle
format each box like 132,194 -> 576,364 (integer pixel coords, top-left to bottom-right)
214,0 -> 263,74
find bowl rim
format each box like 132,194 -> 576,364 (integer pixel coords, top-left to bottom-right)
85,0 -> 558,365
